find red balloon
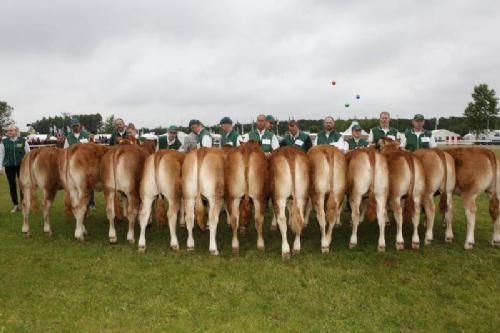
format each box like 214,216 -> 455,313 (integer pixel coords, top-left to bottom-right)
331,80 -> 336,85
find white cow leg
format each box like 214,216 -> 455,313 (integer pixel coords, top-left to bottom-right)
492,210 -> 500,246
349,196 -> 362,249
291,198 -> 306,255
275,199 -> 290,258
105,190 -> 117,244
376,195 -> 386,252
253,198 -> 265,251
137,195 -> 154,252
314,194 -> 328,253
463,194 -> 477,250
423,194 -> 435,245
229,198 -> 241,253
43,192 -> 54,237
411,197 -> 422,250
444,191 -> 454,243
207,197 -> 222,255
392,198 -> 404,250
184,198 -> 196,250
126,194 -> 140,244
21,186 -> 31,237
167,196 -> 180,251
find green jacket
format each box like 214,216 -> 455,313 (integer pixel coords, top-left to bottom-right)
404,129 -> 432,151
371,127 -> 399,147
197,128 -> 213,147
110,129 -> 126,146
158,136 -> 182,150
248,129 -> 274,152
67,131 -> 90,146
316,130 -> 341,145
2,137 -> 27,167
220,130 -> 240,147
347,137 -> 368,150
283,131 -> 312,152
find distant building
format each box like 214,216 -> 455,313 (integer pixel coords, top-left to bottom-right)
432,129 -> 461,142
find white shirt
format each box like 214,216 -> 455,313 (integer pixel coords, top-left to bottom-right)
400,130 -> 437,149
196,129 -> 213,148
0,137 -> 31,166
63,132 -> 90,148
331,136 -> 349,152
367,127 -> 401,144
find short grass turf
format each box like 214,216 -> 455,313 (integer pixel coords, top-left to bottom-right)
1,177 -> 500,332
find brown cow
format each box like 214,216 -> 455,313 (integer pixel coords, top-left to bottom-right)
380,140 -> 425,250
270,146 -> 310,258
308,145 -> 346,253
137,150 -> 185,252
59,143 -> 108,241
19,147 -> 65,237
413,149 -> 456,244
225,141 -> 268,253
183,148 -> 225,255
346,148 -> 389,251
445,147 -> 500,249
100,144 -> 150,244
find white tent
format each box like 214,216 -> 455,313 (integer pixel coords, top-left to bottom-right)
432,129 -> 460,142
341,121 -> 369,139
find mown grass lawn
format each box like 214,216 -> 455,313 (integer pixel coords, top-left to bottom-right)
1,175 -> 500,333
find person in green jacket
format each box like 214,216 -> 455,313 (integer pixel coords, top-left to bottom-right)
189,119 -> 213,148
368,111 -> 400,147
158,126 -> 183,151
63,117 -> 91,148
265,115 -> 276,133
402,114 -> 437,151
109,118 -> 127,145
282,120 -> 312,152
0,125 -> 31,213
314,116 -> 347,151
347,124 -> 368,150
219,117 -> 241,147
247,114 -> 280,155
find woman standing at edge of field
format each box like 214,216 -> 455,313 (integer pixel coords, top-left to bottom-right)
0,124 -> 30,213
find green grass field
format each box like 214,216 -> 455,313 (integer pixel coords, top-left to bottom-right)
1,160 -> 500,332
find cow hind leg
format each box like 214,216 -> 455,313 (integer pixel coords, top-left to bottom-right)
105,190 -> 117,244
207,197 -> 222,255
126,194 -> 140,244
74,191 -> 89,241
423,194 -> 435,245
411,197 -> 422,250
184,197 -> 196,250
444,191 -> 454,243
275,199 -> 290,258
376,194 -> 387,252
349,195 -> 362,249
391,197 -> 404,250
166,196 -> 180,251
313,194 -> 329,253
21,185 -> 31,238
253,198 -> 266,251
463,194 -> 478,250
229,197 -> 241,253
42,189 -> 57,237
138,194 -> 155,252
291,198 -> 306,255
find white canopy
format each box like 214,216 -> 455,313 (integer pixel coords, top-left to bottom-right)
341,121 -> 369,138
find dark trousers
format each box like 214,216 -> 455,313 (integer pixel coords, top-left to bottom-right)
5,165 -> 22,205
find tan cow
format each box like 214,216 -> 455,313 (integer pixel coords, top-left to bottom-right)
137,150 -> 185,252
225,141 -> 269,253
183,148 -> 225,255
346,148 -> 389,251
380,140 -> 425,250
445,147 -> 500,249
100,144 -> 151,244
307,145 -> 346,253
19,147 -> 66,237
413,149 -> 456,244
270,146 -> 310,258
59,143 -> 108,241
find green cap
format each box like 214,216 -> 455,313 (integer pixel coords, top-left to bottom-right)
352,124 -> 362,131
220,116 -> 233,125
168,125 -> 178,133
265,115 -> 275,122
70,116 -> 80,126
413,114 -> 425,121
189,119 -> 201,127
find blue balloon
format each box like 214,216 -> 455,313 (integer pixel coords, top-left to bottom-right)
356,94 -> 360,99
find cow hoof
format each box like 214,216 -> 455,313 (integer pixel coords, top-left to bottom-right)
445,237 -> 453,244
209,250 -> 219,256
22,232 -> 31,239
396,242 -> 404,251
349,242 -> 357,249
282,252 -> 290,260
44,231 -> 52,238
270,224 -> 277,231
77,237 -> 85,242
412,242 -> 420,250
109,237 -> 117,244
377,245 -> 386,253
257,245 -> 265,252
321,247 -> 330,254
128,239 -> 135,245
464,242 -> 474,250
138,246 -> 146,253
424,239 -> 432,246
292,249 -> 300,255
232,247 -> 239,254
187,246 -> 195,252
171,245 -> 179,251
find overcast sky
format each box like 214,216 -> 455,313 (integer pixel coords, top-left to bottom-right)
1,0 -> 499,130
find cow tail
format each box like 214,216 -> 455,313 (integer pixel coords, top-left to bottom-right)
486,150 -> 499,220
288,151 -> 302,235
239,147 -> 252,227
434,149 -> 448,213
403,153 -> 416,222
365,149 -> 378,222
325,149 -> 337,223
195,150 -> 206,231
153,154 -> 166,226
62,148 -> 73,219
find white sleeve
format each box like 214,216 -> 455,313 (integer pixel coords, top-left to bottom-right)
333,137 -> 348,152
236,135 -> 242,147
24,141 -> 31,153
313,136 -> 318,146
64,139 -> 69,149
241,134 -> 249,142
399,133 -> 406,149
202,135 -> 213,148
367,129 -> 374,144
0,143 -> 4,166
429,135 -> 437,148
271,135 -> 280,150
